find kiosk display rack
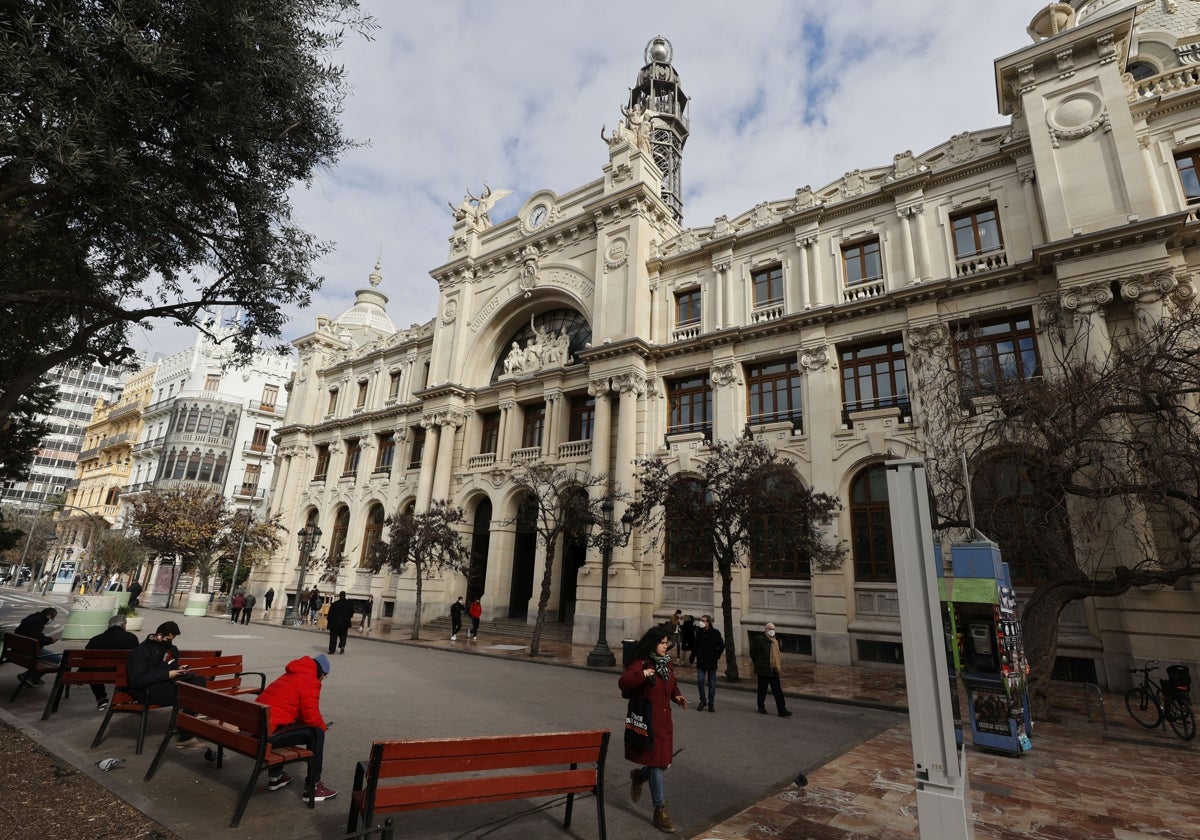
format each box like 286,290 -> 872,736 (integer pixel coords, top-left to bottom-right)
938,540 -> 1033,757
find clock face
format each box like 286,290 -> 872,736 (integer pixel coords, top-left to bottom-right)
528,204 -> 548,229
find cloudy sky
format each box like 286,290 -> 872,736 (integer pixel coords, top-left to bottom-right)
129,0 -> 1041,359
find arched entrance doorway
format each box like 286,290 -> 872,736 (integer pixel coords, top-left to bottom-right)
468,499 -> 491,602
508,494 -> 537,618
557,488 -> 589,623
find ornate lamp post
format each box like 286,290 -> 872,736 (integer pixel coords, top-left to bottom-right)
586,499 -> 634,667
285,524 -> 322,626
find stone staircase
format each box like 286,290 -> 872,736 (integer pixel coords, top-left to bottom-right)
423,615 -> 576,646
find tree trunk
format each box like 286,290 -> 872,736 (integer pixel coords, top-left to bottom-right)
719,560 -> 740,682
530,535 -> 558,656
411,561 -> 423,640
1022,582 -> 1084,722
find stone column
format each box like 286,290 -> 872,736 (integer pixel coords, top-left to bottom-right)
1018,168 -> 1043,248
588,379 -> 612,479
809,234 -> 825,307
1121,269 -> 1189,337
611,373 -> 645,496
898,207 -> 917,285
499,399 -> 520,461
1138,136 -> 1167,217
795,232 -> 815,309
432,411 -> 463,502
709,361 -> 741,440
1060,282 -> 1115,364
415,419 -> 440,511
712,255 -> 731,330
544,390 -> 562,457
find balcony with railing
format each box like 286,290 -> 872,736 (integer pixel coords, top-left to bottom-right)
248,400 -> 284,415
468,452 -> 497,470
954,248 -> 1007,277
233,484 -> 264,500
750,302 -> 785,324
99,431 -> 135,450
135,435 -> 166,453
556,439 -> 593,460
665,421 -> 712,445
511,447 -> 543,466
746,410 -> 804,435
841,395 -> 912,427
102,400 -> 144,422
672,322 -> 701,342
242,442 -> 276,458
841,277 -> 886,303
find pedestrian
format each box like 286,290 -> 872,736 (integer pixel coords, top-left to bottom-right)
750,621 -> 792,717
693,614 -> 725,713
308,586 -> 321,624
86,615 -> 138,710
263,587 -> 275,617
127,621 -> 208,747
230,590 -> 246,624
357,595 -> 373,631
449,596 -> 465,641
242,592 -> 256,625
296,589 -> 310,624
127,579 -> 143,609
668,609 -> 683,663
255,654 -> 337,803
681,614 -> 696,664
619,625 -> 687,833
468,597 -> 482,641
14,607 -> 61,686
325,591 -> 354,655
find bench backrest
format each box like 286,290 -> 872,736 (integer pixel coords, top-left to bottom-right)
59,648 -> 130,678
175,681 -> 270,759
111,654 -> 241,698
1,632 -> 41,667
364,730 -> 609,814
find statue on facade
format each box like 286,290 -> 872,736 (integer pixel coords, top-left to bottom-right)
503,342 -> 524,376
621,101 -> 662,153
447,183 -> 513,228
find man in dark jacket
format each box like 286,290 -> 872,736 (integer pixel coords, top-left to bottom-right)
86,615 -> 139,710
749,621 -> 792,717
127,621 -> 206,745
127,579 -> 143,608
449,596 -> 465,641
325,591 -> 355,655
15,607 -> 60,685
693,614 -> 726,713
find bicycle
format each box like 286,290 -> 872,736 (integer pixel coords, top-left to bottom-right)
1124,659 -> 1194,741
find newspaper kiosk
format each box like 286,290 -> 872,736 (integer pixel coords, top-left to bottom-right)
939,540 -> 1033,756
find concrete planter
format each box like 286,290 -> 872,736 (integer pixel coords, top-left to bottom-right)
124,615 -> 145,633
183,592 -> 211,617
61,594 -> 117,640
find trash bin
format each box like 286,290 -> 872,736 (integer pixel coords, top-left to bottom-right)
622,639 -> 637,669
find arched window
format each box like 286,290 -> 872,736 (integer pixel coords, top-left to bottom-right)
850,464 -> 895,582
197,450 -> 216,483
750,474 -> 813,580
490,309 -> 593,383
360,504 -> 385,566
665,478 -> 713,576
183,405 -> 200,433
195,408 -> 214,436
330,506 -> 350,564
213,453 -> 228,485
184,448 -> 203,480
972,452 -> 1063,585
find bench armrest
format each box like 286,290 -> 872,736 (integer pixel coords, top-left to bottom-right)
236,671 -> 267,694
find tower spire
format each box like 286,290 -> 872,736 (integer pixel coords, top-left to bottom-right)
629,36 -> 689,223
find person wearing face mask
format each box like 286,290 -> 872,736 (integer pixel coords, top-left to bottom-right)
749,622 -> 792,717
692,614 -> 725,712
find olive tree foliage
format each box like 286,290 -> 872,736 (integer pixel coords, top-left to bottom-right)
632,438 -> 845,682
370,500 -> 471,640
0,0 -> 375,432
126,488 -> 283,593
914,299 -> 1200,717
505,463 -> 622,657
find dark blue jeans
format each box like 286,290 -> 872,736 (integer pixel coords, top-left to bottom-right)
269,726 -> 325,787
696,666 -> 717,707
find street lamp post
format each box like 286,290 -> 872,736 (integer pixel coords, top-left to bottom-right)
586,500 -> 634,668
284,524 -> 322,626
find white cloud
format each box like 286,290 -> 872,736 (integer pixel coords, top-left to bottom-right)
132,0 -> 1039,359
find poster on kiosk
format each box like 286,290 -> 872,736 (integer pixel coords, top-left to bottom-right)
938,540 -> 1033,756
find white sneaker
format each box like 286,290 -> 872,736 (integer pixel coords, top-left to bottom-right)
451,634 -> 457,641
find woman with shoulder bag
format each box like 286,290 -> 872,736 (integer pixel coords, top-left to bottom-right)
618,625 -> 687,833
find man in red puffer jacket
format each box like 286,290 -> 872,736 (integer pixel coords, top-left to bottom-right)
256,654 -> 336,803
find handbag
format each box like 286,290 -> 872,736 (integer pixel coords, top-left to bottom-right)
624,695 -> 653,750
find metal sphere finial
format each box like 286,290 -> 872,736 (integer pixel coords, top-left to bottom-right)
645,36 -> 672,65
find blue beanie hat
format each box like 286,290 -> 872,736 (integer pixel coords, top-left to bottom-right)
313,654 -> 331,676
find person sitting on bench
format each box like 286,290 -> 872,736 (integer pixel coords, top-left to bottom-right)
14,608 -> 60,686
127,621 -> 206,748
86,615 -> 139,710
255,654 -> 336,803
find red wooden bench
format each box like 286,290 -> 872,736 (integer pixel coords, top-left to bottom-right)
41,648 -> 128,719
347,730 -> 610,839
1,632 -> 61,702
144,681 -> 314,827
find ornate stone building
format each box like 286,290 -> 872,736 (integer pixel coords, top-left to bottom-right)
260,4 -> 1200,688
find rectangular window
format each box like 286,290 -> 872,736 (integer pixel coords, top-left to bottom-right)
1175,149 -> 1200,204
665,517 -> 713,576
675,289 -> 701,326
953,312 -> 1040,399
374,433 -> 394,473
204,374 -> 221,392
250,425 -> 270,451
326,389 -> 338,416
480,411 -> 500,454
567,395 -> 595,441
842,238 -> 882,286
343,439 -> 361,477
840,338 -> 909,421
752,265 -> 784,308
951,206 -> 1003,259
388,371 -> 402,399
751,515 -> 812,579
745,358 -> 803,429
260,385 -> 278,409
408,427 -> 426,469
241,463 -> 261,496
356,382 -> 368,408
313,444 -> 330,481
668,374 -> 712,438
522,403 -> 545,450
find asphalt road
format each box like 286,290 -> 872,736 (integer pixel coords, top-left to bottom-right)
0,591 -> 903,840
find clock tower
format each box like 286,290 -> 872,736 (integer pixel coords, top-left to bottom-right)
629,36 -> 690,223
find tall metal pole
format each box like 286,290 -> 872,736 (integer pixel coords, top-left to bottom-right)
587,500 -> 633,668
226,509 -> 253,615
285,525 -> 321,626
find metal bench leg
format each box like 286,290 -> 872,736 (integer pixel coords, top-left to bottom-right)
564,791 -> 574,830
230,761 -> 262,827
143,707 -> 179,782
91,705 -> 117,749
135,707 -> 150,754
347,761 -> 366,834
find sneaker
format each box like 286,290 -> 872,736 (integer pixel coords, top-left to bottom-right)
758,707 -> 768,715
779,710 -> 794,718
19,674 -> 44,687
175,737 -> 205,750
450,634 -> 457,641
267,772 -> 291,791
708,705 -> 715,713
696,703 -> 706,712
302,781 -> 337,802
96,701 -> 109,711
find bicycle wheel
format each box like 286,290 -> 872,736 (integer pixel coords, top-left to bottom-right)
1124,687 -> 1161,728
1165,697 -> 1196,741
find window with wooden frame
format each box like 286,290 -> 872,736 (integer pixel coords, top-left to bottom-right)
204,374 -> 221,392
971,454 -> 1059,586
240,463 -> 261,496
326,388 -> 338,416
355,381 -> 368,408
839,337 -> 909,421
1175,149 -> 1200,204
374,433 -> 394,473
841,238 -> 882,286
567,395 -> 595,441
750,513 -> 812,580
329,506 -> 350,564
521,403 -> 545,450
752,265 -> 784,308
342,439 -> 360,477
667,374 -> 712,438
313,444 -> 331,480
675,288 -> 701,326
850,464 -> 895,582
260,384 -> 278,409
745,358 -> 803,429
387,371 -> 402,399
361,504 -> 386,566
953,312 -> 1040,399
480,411 -> 500,454
407,427 -> 425,469
664,478 -> 713,576
250,425 -> 270,451
950,205 -> 1003,259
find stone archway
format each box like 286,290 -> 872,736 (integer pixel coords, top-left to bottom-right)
508,494 -> 537,618
467,498 -> 491,603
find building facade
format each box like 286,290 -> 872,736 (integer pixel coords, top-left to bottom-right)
259,3 -> 1200,688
